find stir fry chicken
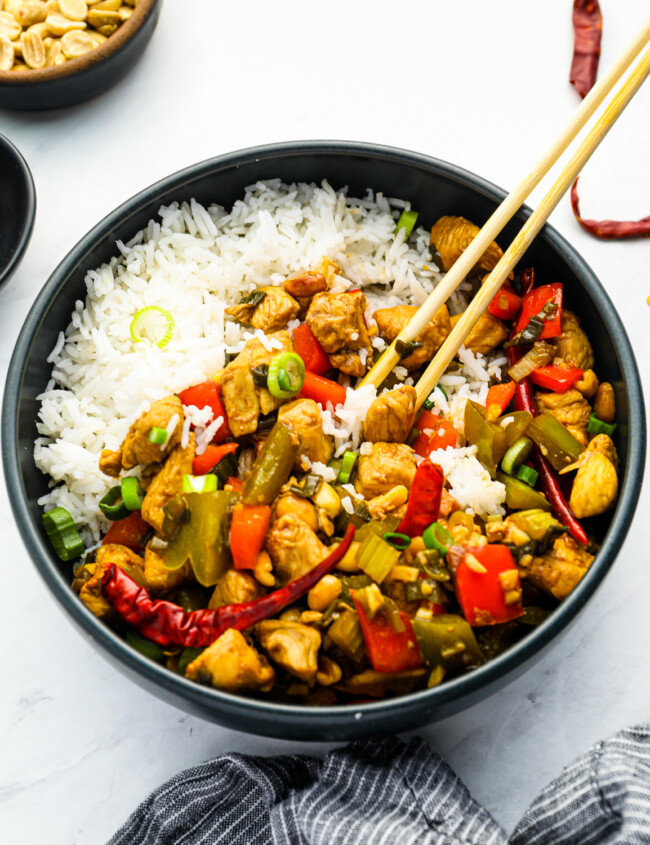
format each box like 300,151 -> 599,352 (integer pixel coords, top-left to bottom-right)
306,290 -> 373,377
141,434 -> 195,534
266,513 -> 327,585
553,310 -> 594,371
569,434 -> 618,519
256,620 -> 322,684
220,331 -> 293,436
536,389 -> 591,446
209,569 -> 264,608
373,305 -> 451,371
519,535 -> 594,600
100,395 -> 183,477
144,544 -> 191,594
355,442 -> 417,498
451,310 -> 508,356
429,215 -> 505,275
77,544 -> 146,619
186,629 -> 275,692
278,398 -> 333,470
225,286 -> 300,332
364,386 -> 417,443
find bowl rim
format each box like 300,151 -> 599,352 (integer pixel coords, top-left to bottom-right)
3,140 -> 646,737
0,133 -> 36,289
0,0 -> 159,86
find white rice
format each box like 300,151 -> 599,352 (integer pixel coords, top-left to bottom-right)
34,178 -> 504,541
429,445 -> 506,518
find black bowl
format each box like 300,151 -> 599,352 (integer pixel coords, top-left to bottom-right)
3,141 -> 645,740
0,0 -> 162,111
0,134 -> 35,289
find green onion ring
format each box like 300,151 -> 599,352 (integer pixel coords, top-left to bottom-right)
130,306 -> 175,349
422,521 -> 453,556
383,532 -> 411,551
42,507 -> 85,562
99,486 -> 130,521
267,352 -> 306,399
121,476 -> 145,511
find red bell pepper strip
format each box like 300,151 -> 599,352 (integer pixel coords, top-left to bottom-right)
102,510 -> 151,552
192,442 -> 238,476
300,370 -> 347,408
570,0 -> 602,99
292,323 -> 331,376
412,412 -> 457,458
230,503 -> 271,570
455,544 -> 524,626
571,178 -> 650,240
397,461 -> 444,537
488,285 -> 522,321
352,594 -> 424,673
102,525 -> 356,647
178,380 -> 231,442
225,476 -> 243,493
530,366 -> 584,394
514,283 -> 563,340
485,381 -> 516,414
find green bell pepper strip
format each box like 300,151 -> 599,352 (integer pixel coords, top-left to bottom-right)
498,410 -> 534,447
177,646 -> 204,675
42,507 -> 85,562
242,422 -> 299,506
267,352 -> 306,399
99,486 -> 130,521
525,412 -> 584,473
464,400 -> 508,477
497,472 -> 551,511
412,614 -> 484,678
125,631 -> 166,662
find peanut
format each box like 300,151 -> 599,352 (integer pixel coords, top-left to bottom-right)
20,28 -> 45,66
60,26 -> 92,57
307,574 -> 341,611
12,1 -> 46,27
0,34 -> 13,69
58,0 -> 87,20
0,11 -> 22,39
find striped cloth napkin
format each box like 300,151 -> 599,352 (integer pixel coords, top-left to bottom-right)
109,725 -> 650,844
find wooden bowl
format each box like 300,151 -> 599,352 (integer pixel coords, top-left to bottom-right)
0,0 -> 162,110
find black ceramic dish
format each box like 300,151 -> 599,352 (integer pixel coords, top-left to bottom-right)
3,142 -> 645,740
0,0 -> 162,111
0,134 -> 35,289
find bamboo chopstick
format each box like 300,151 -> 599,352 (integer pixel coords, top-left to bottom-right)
359,16 -> 650,393
413,41 -> 650,408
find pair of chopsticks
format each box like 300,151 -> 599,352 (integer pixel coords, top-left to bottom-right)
360,17 -> 650,409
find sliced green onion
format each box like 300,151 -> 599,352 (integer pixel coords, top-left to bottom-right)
125,631 -> 166,662
383,532 -> 411,551
42,507 -> 85,562
338,450 -> 358,485
395,209 -> 418,238
290,473 -> 322,498
587,412 -> 617,437
182,474 -> 218,494
423,384 -> 448,410
99,486 -> 130,521
422,521 -> 453,556
240,288 -> 266,307
267,352 -> 306,399
130,306 -> 174,348
356,532 -> 400,583
148,426 -> 168,445
516,464 -> 539,487
121,476 -> 145,511
501,436 -> 533,475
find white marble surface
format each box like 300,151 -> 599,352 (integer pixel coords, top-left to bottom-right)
1,1 -> 649,841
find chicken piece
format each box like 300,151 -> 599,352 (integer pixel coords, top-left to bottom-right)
335,668 -> 427,698
225,286 -> 300,332
220,331 -> 293,436
430,215 -> 505,274
141,434 -> 195,533
569,435 -> 618,519
306,290 -> 372,377
355,442 -> 417,498
536,389 -> 591,445
186,629 -> 275,692
99,449 -> 122,478
593,382 -> 616,424
553,310 -> 594,371
519,535 -> 594,600
439,488 -> 460,518
364,386 -> 417,443
122,396 -> 183,470
144,544 -> 192,594
450,311 -> 508,356
278,398 -> 333,470
78,544 -> 146,619
256,620 -> 322,684
266,513 -> 328,585
366,485 -> 409,520
208,569 -> 264,608
373,305 -> 451,371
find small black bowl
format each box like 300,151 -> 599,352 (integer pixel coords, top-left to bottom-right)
3,142 -> 645,740
0,134 -> 35,289
0,0 -> 162,111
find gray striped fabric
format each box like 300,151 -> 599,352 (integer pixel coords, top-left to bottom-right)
109,726 -> 650,844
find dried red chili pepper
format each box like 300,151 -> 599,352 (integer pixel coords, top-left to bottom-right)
570,0 -> 602,99
571,178 -> 650,240
101,525 -> 355,647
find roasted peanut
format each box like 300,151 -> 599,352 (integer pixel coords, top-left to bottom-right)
307,574 -> 341,611
0,10 -> 22,39
43,33 -> 61,63
12,1 -> 46,27
253,551 -> 275,588
20,28 -> 44,66
316,655 -> 342,686
593,382 -> 616,424
0,34 -> 13,69
86,7 -> 118,26
45,11 -> 86,34
58,0 -> 87,20
575,368 -> 599,399
274,494 -> 319,532
91,0 -> 120,9
60,27 -> 91,56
